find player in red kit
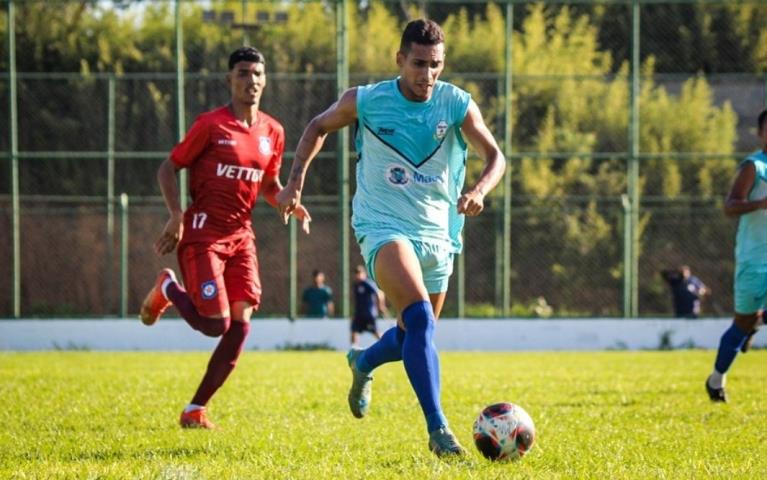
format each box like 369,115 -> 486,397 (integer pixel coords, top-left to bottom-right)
139,47 -> 311,429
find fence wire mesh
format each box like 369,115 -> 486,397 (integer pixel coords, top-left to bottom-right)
1,0 -> 766,318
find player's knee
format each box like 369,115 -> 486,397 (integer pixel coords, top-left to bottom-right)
401,300 -> 435,335
227,321 -> 251,361
202,316 -> 231,337
231,320 -> 251,340
734,314 -> 760,333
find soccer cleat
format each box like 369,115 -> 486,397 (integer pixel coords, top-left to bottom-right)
428,427 -> 467,457
179,407 -> 216,429
139,268 -> 176,326
705,376 -> 728,403
347,348 -> 373,418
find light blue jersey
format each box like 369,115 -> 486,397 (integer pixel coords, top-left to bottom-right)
352,78 -> 471,253
734,150 -> 767,313
735,151 -> 767,267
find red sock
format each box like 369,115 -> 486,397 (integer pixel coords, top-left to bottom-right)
166,282 -> 229,337
191,321 -> 250,406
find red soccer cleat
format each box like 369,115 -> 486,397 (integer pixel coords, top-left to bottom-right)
179,407 -> 216,429
139,268 -> 176,326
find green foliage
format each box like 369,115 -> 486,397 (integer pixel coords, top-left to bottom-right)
0,1 -> 753,316
3,351 -> 767,478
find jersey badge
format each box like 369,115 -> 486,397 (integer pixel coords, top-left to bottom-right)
434,120 -> 448,140
258,136 -> 272,156
201,280 -> 218,300
386,165 -> 409,187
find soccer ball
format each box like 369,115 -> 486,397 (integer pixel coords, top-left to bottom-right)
472,402 -> 536,461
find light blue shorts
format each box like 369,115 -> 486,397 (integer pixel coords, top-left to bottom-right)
734,263 -> 767,314
357,232 -> 454,294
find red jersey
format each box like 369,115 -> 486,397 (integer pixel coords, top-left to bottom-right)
170,106 -> 284,244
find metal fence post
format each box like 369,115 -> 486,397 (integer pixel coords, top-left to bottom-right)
502,0 -> 513,317
7,0 -> 20,318
106,74 -> 116,314
175,0 -> 187,210
119,193 -> 129,318
624,0 -> 641,318
457,250 -> 465,318
289,216 -> 297,319
336,0 -> 350,318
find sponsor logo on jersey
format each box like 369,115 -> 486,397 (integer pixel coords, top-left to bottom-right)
386,165 -> 409,186
412,171 -> 445,184
258,136 -> 272,155
434,120 -> 448,139
377,127 -> 395,136
201,280 -> 218,300
385,165 -> 445,187
217,138 -> 237,146
216,163 -> 264,182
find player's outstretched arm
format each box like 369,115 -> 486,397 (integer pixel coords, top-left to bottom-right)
276,88 -> 359,223
261,173 -> 312,234
458,100 -> 506,217
724,161 -> 767,217
154,158 -> 184,256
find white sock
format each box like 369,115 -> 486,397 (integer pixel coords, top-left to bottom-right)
184,403 -> 204,413
161,278 -> 174,300
709,371 -> 726,389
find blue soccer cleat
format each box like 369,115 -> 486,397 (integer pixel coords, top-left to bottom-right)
347,348 -> 373,418
428,427 -> 467,457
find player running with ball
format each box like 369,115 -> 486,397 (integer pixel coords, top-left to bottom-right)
277,20 -> 506,456
706,109 -> 767,403
140,47 -> 310,429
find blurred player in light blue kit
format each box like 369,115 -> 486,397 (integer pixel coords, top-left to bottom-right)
706,109 -> 767,403
277,19 -> 505,456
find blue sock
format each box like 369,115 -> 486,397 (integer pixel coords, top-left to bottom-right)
356,326 -> 404,373
401,300 -> 447,433
714,323 -> 749,374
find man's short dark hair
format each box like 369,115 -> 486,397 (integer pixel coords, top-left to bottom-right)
758,109 -> 767,133
312,269 -> 322,278
228,46 -> 265,70
399,19 -> 445,53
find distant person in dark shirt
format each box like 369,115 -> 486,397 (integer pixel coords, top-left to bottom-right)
351,265 -> 388,346
661,265 -> 709,318
302,269 -> 334,318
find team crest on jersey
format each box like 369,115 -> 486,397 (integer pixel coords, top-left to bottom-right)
258,136 -> 272,155
386,165 -> 409,186
201,280 -> 218,300
434,120 -> 449,140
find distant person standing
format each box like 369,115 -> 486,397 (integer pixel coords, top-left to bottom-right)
706,108 -> 767,403
661,265 -> 709,318
302,270 -> 334,317
351,265 -> 388,346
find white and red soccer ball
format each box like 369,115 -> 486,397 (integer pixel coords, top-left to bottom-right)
473,402 -> 536,461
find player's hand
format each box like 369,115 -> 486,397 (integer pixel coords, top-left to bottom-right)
457,188 -> 485,216
276,185 -> 301,225
154,212 -> 183,256
293,204 -> 312,234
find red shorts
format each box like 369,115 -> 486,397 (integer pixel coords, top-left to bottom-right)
177,234 -> 262,317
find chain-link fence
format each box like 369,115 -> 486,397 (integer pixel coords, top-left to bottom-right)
1,0 -> 766,318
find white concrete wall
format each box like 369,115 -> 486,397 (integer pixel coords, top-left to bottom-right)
0,318 -> 752,351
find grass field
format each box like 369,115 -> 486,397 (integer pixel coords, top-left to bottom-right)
2,350 -> 767,479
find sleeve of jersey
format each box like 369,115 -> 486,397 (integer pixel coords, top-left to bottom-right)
169,115 -> 210,168
266,126 -> 285,177
751,157 -> 767,180
355,85 -> 369,125
452,86 -> 472,126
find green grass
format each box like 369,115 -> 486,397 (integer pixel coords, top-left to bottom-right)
2,350 -> 766,479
